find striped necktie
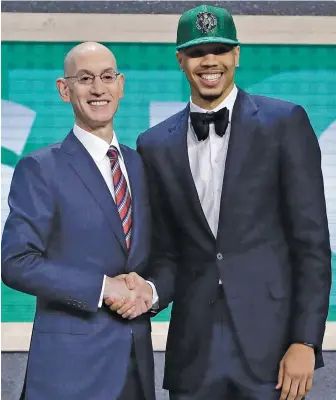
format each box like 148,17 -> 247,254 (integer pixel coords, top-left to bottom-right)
107,146 -> 132,249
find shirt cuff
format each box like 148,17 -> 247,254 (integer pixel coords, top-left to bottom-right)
146,280 -> 159,309
98,275 -> 106,307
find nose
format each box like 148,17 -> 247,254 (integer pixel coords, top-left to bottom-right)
201,53 -> 218,67
89,76 -> 106,96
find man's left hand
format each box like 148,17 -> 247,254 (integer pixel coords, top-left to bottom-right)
276,343 -> 315,400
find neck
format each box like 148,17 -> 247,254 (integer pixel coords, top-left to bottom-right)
75,120 -> 114,144
191,82 -> 234,110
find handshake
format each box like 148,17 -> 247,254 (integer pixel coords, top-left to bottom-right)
103,272 -> 154,319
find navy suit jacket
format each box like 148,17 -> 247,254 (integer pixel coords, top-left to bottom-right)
137,89 -> 331,392
2,131 -> 155,400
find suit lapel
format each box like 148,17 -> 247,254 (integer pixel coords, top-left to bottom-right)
166,105 -> 214,240
61,131 -> 127,253
217,89 -> 259,232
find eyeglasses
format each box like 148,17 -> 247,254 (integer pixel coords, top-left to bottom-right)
64,71 -> 121,85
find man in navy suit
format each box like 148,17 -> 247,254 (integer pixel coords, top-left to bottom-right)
112,5 -> 332,400
1,42 -> 156,400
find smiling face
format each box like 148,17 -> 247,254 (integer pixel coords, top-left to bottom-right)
56,42 -> 124,133
177,43 -> 240,109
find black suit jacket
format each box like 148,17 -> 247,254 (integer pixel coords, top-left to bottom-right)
137,89 -> 331,392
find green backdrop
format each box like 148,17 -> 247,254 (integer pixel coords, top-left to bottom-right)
1,42 -> 336,323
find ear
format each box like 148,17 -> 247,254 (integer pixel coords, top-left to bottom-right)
176,51 -> 184,71
117,74 -> 125,99
56,78 -> 71,103
234,46 -> 240,68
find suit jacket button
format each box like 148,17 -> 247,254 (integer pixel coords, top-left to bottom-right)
209,300 -> 215,305
216,253 -> 223,260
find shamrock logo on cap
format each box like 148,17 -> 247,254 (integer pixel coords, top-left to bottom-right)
196,11 -> 217,34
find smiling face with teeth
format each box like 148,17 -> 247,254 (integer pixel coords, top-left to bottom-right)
176,43 -> 240,110
56,42 -> 124,140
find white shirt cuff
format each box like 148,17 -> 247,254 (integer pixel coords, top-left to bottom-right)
146,280 -> 159,309
98,275 -> 106,307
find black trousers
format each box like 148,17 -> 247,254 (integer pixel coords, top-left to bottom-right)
170,286 -> 295,400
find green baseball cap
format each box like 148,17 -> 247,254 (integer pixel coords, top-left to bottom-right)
176,5 -> 239,50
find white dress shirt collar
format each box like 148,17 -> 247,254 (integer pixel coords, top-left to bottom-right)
73,124 -> 123,164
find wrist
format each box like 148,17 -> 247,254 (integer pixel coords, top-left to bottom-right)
294,342 -> 316,352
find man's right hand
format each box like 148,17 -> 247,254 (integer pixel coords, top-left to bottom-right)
104,272 -> 153,319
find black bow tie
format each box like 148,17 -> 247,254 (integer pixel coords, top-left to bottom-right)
190,107 -> 229,141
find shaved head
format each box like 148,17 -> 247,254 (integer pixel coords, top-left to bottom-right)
64,42 -> 117,76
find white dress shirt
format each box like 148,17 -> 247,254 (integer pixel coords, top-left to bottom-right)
73,124 -> 131,200
188,85 -> 238,237
73,125 -> 130,307
73,125 -> 158,308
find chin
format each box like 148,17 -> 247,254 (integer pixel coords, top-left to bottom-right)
199,90 -> 223,102
86,117 -> 111,129
88,113 -> 112,123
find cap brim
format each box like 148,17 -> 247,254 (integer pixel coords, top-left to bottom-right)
177,37 -> 239,50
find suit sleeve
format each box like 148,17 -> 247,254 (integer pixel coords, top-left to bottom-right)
1,155 -> 104,312
137,137 -> 179,312
280,105 -> 332,350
